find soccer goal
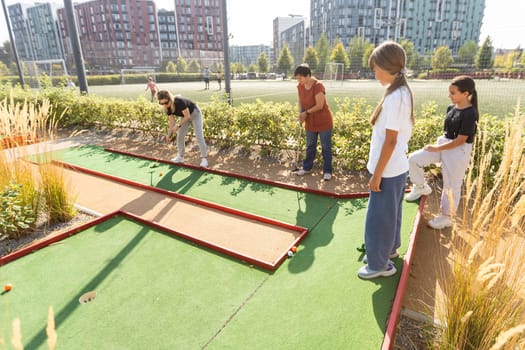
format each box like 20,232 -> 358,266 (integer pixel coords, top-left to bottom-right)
323,62 -> 344,86
120,68 -> 157,84
22,59 -> 69,89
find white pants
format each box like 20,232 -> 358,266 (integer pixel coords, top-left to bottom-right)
176,107 -> 207,158
408,135 -> 472,216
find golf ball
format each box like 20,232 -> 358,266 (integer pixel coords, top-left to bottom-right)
291,246 -> 298,253
159,172 -> 163,176
287,251 -> 294,257
4,283 -> 12,292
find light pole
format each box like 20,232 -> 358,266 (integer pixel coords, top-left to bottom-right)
1,0 -> 25,87
221,0 -> 231,104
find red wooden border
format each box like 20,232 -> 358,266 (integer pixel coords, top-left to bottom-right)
0,212 -> 116,266
0,210 -> 308,271
53,160 -> 306,233
104,147 -> 370,199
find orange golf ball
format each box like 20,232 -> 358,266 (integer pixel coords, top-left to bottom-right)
291,246 -> 298,253
4,283 -> 12,292
159,172 -> 163,176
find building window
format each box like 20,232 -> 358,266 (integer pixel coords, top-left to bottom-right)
436,0 -> 444,22
374,8 -> 382,29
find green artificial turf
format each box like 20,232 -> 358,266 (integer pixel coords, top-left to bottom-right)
0,216 -> 269,349
13,145 -> 420,349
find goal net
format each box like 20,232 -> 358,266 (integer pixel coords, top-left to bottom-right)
120,68 -> 157,84
22,59 -> 69,89
323,62 -> 344,86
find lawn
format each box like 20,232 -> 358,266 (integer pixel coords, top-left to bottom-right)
88,78 -> 525,118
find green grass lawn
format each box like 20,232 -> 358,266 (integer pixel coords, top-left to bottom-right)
89,78 -> 525,118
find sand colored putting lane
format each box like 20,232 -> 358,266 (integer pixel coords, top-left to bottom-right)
48,165 -> 306,270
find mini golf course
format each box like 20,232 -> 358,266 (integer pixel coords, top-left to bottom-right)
1,145 -> 422,349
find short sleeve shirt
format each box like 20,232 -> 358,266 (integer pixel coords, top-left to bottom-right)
444,105 -> 478,143
166,96 -> 197,117
367,87 -> 413,177
296,79 -> 333,132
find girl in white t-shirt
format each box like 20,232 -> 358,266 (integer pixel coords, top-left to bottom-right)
358,41 -> 414,279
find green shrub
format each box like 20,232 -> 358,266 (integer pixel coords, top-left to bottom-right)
0,83 -> 511,175
0,182 -> 37,239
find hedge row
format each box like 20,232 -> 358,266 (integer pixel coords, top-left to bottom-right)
0,83 -> 508,176
0,73 -> 205,87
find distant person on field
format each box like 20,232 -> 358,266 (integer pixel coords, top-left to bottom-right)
217,70 -> 222,90
405,75 -> 479,230
157,89 -> 208,168
67,78 -> 75,88
145,76 -> 159,101
359,41 -> 414,280
293,63 -> 333,181
203,67 -> 210,90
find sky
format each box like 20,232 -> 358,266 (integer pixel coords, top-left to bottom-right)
0,0 -> 524,49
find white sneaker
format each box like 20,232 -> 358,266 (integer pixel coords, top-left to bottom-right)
405,183 -> 432,201
200,158 -> 208,167
428,215 -> 453,229
171,155 -> 184,163
323,173 -> 332,181
295,169 -> 311,176
358,263 -> 397,279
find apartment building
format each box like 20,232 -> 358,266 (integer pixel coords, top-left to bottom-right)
7,2 -> 63,62
309,0 -> 485,56
57,0 -> 161,72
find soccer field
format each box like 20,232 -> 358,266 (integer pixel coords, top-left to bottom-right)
89,79 -> 525,118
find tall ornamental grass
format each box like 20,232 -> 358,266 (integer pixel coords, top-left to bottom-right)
431,104 -> 525,350
0,95 -> 75,239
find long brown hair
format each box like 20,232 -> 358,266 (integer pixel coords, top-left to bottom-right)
451,75 -> 478,114
368,41 -> 414,125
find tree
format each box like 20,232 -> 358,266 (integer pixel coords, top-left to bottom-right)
230,62 -> 246,75
0,41 -> 13,67
347,36 -> 366,72
456,40 -> 478,66
362,42 -> 375,70
257,52 -> 269,73
188,60 -> 201,73
166,61 -> 177,73
504,50 -> 521,71
399,39 -> 419,69
248,64 -> 257,73
277,44 -> 294,77
315,33 -> 330,74
0,62 -> 9,76
329,42 -> 350,71
303,46 -> 319,72
476,36 -> 494,70
431,46 -> 453,70
176,56 -> 188,73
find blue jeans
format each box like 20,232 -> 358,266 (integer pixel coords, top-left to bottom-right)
302,129 -> 333,174
364,172 -> 407,271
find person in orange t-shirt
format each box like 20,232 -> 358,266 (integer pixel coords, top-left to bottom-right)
294,63 -> 334,181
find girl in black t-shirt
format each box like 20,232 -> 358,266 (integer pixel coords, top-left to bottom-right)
157,90 -> 208,167
406,76 -> 479,229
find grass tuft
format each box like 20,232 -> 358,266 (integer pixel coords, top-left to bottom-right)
430,103 -> 525,349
